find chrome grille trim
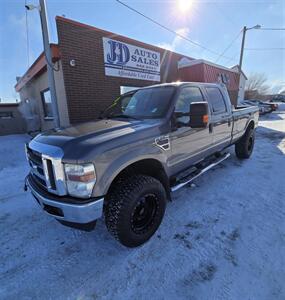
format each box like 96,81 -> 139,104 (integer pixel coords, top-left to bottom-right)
27,139 -> 67,196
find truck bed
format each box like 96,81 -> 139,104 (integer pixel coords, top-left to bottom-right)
231,105 -> 259,143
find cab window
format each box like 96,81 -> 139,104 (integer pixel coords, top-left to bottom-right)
205,87 -> 227,113
175,87 -> 204,124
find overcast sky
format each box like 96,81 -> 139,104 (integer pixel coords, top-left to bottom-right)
0,0 -> 284,102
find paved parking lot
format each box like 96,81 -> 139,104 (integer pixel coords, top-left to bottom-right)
0,105 -> 284,300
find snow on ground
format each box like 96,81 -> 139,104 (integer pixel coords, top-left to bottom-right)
0,105 -> 285,300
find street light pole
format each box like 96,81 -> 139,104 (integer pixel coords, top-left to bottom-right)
238,24 -> 261,73
25,0 -> 60,128
39,0 -> 60,128
237,24 -> 261,104
239,26 -> 247,73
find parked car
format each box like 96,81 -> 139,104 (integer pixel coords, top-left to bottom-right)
241,100 -> 266,114
255,100 -> 278,112
243,99 -> 273,114
265,101 -> 278,111
25,82 -> 259,247
271,94 -> 285,103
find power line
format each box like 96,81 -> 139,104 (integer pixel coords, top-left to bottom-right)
245,48 -> 285,50
223,52 -> 240,66
25,0 -> 30,67
259,28 -> 285,31
114,0 -> 236,62
215,30 -> 242,63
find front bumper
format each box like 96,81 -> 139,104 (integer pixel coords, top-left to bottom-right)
26,174 -> 104,224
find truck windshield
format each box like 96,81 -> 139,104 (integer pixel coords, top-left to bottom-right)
102,86 -> 176,119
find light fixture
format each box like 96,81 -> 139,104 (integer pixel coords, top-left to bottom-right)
70,59 -> 76,67
25,4 -> 41,11
247,24 -> 262,31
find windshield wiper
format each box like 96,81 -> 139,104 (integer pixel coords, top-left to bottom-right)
108,114 -> 141,120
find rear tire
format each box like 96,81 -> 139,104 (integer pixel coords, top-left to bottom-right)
235,127 -> 255,159
105,175 -> 167,248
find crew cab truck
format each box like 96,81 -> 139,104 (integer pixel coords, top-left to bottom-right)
25,82 -> 259,247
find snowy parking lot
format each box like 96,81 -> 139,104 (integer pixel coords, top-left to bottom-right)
0,105 -> 285,300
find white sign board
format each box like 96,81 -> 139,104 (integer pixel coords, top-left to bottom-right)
102,37 -> 160,82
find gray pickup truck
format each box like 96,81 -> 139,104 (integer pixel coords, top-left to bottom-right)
25,82 -> 259,247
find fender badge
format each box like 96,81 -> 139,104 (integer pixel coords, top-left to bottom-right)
154,135 -> 170,151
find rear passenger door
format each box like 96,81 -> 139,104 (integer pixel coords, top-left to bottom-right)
205,87 -> 232,147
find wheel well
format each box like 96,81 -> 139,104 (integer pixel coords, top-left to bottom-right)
107,159 -> 171,200
247,120 -> 255,131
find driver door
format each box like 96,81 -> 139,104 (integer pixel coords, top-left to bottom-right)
169,86 -> 213,174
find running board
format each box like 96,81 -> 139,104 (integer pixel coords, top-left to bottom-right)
171,153 -> 230,192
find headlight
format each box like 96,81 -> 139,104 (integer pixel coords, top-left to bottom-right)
64,163 -> 96,198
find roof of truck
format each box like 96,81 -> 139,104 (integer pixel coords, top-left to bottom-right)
139,82 -> 225,89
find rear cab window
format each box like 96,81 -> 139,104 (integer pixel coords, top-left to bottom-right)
205,87 -> 227,114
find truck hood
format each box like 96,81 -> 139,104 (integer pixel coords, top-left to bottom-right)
33,118 -> 163,161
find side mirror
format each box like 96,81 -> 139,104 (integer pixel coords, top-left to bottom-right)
189,102 -> 209,128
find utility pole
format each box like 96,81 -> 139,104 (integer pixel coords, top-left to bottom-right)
25,0 -> 60,128
239,24 -> 261,73
239,26 -> 247,73
39,0 -> 60,127
237,24 -> 261,104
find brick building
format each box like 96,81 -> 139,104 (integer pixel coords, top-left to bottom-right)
15,16 -> 245,131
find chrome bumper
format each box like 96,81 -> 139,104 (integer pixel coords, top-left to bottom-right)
26,176 -> 104,224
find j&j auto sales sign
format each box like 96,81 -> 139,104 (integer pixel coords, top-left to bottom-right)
102,37 -> 161,82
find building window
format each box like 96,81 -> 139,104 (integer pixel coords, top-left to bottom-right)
0,111 -> 13,119
120,86 -> 141,95
40,89 -> 53,119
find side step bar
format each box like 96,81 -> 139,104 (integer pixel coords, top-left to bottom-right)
171,153 -> 230,192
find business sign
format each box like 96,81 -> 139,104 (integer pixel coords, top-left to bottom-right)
102,37 -> 160,82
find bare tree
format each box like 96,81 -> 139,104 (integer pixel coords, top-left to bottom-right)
245,73 -> 270,99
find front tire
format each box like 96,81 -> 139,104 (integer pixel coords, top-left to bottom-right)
105,175 -> 167,248
235,127 -> 255,159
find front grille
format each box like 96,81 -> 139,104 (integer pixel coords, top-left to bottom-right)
27,146 -> 47,189
46,159 -> 56,190
27,146 -> 56,192
27,147 -> 42,165
32,173 -> 47,190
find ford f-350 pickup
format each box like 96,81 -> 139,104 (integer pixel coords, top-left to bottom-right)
25,82 -> 259,247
